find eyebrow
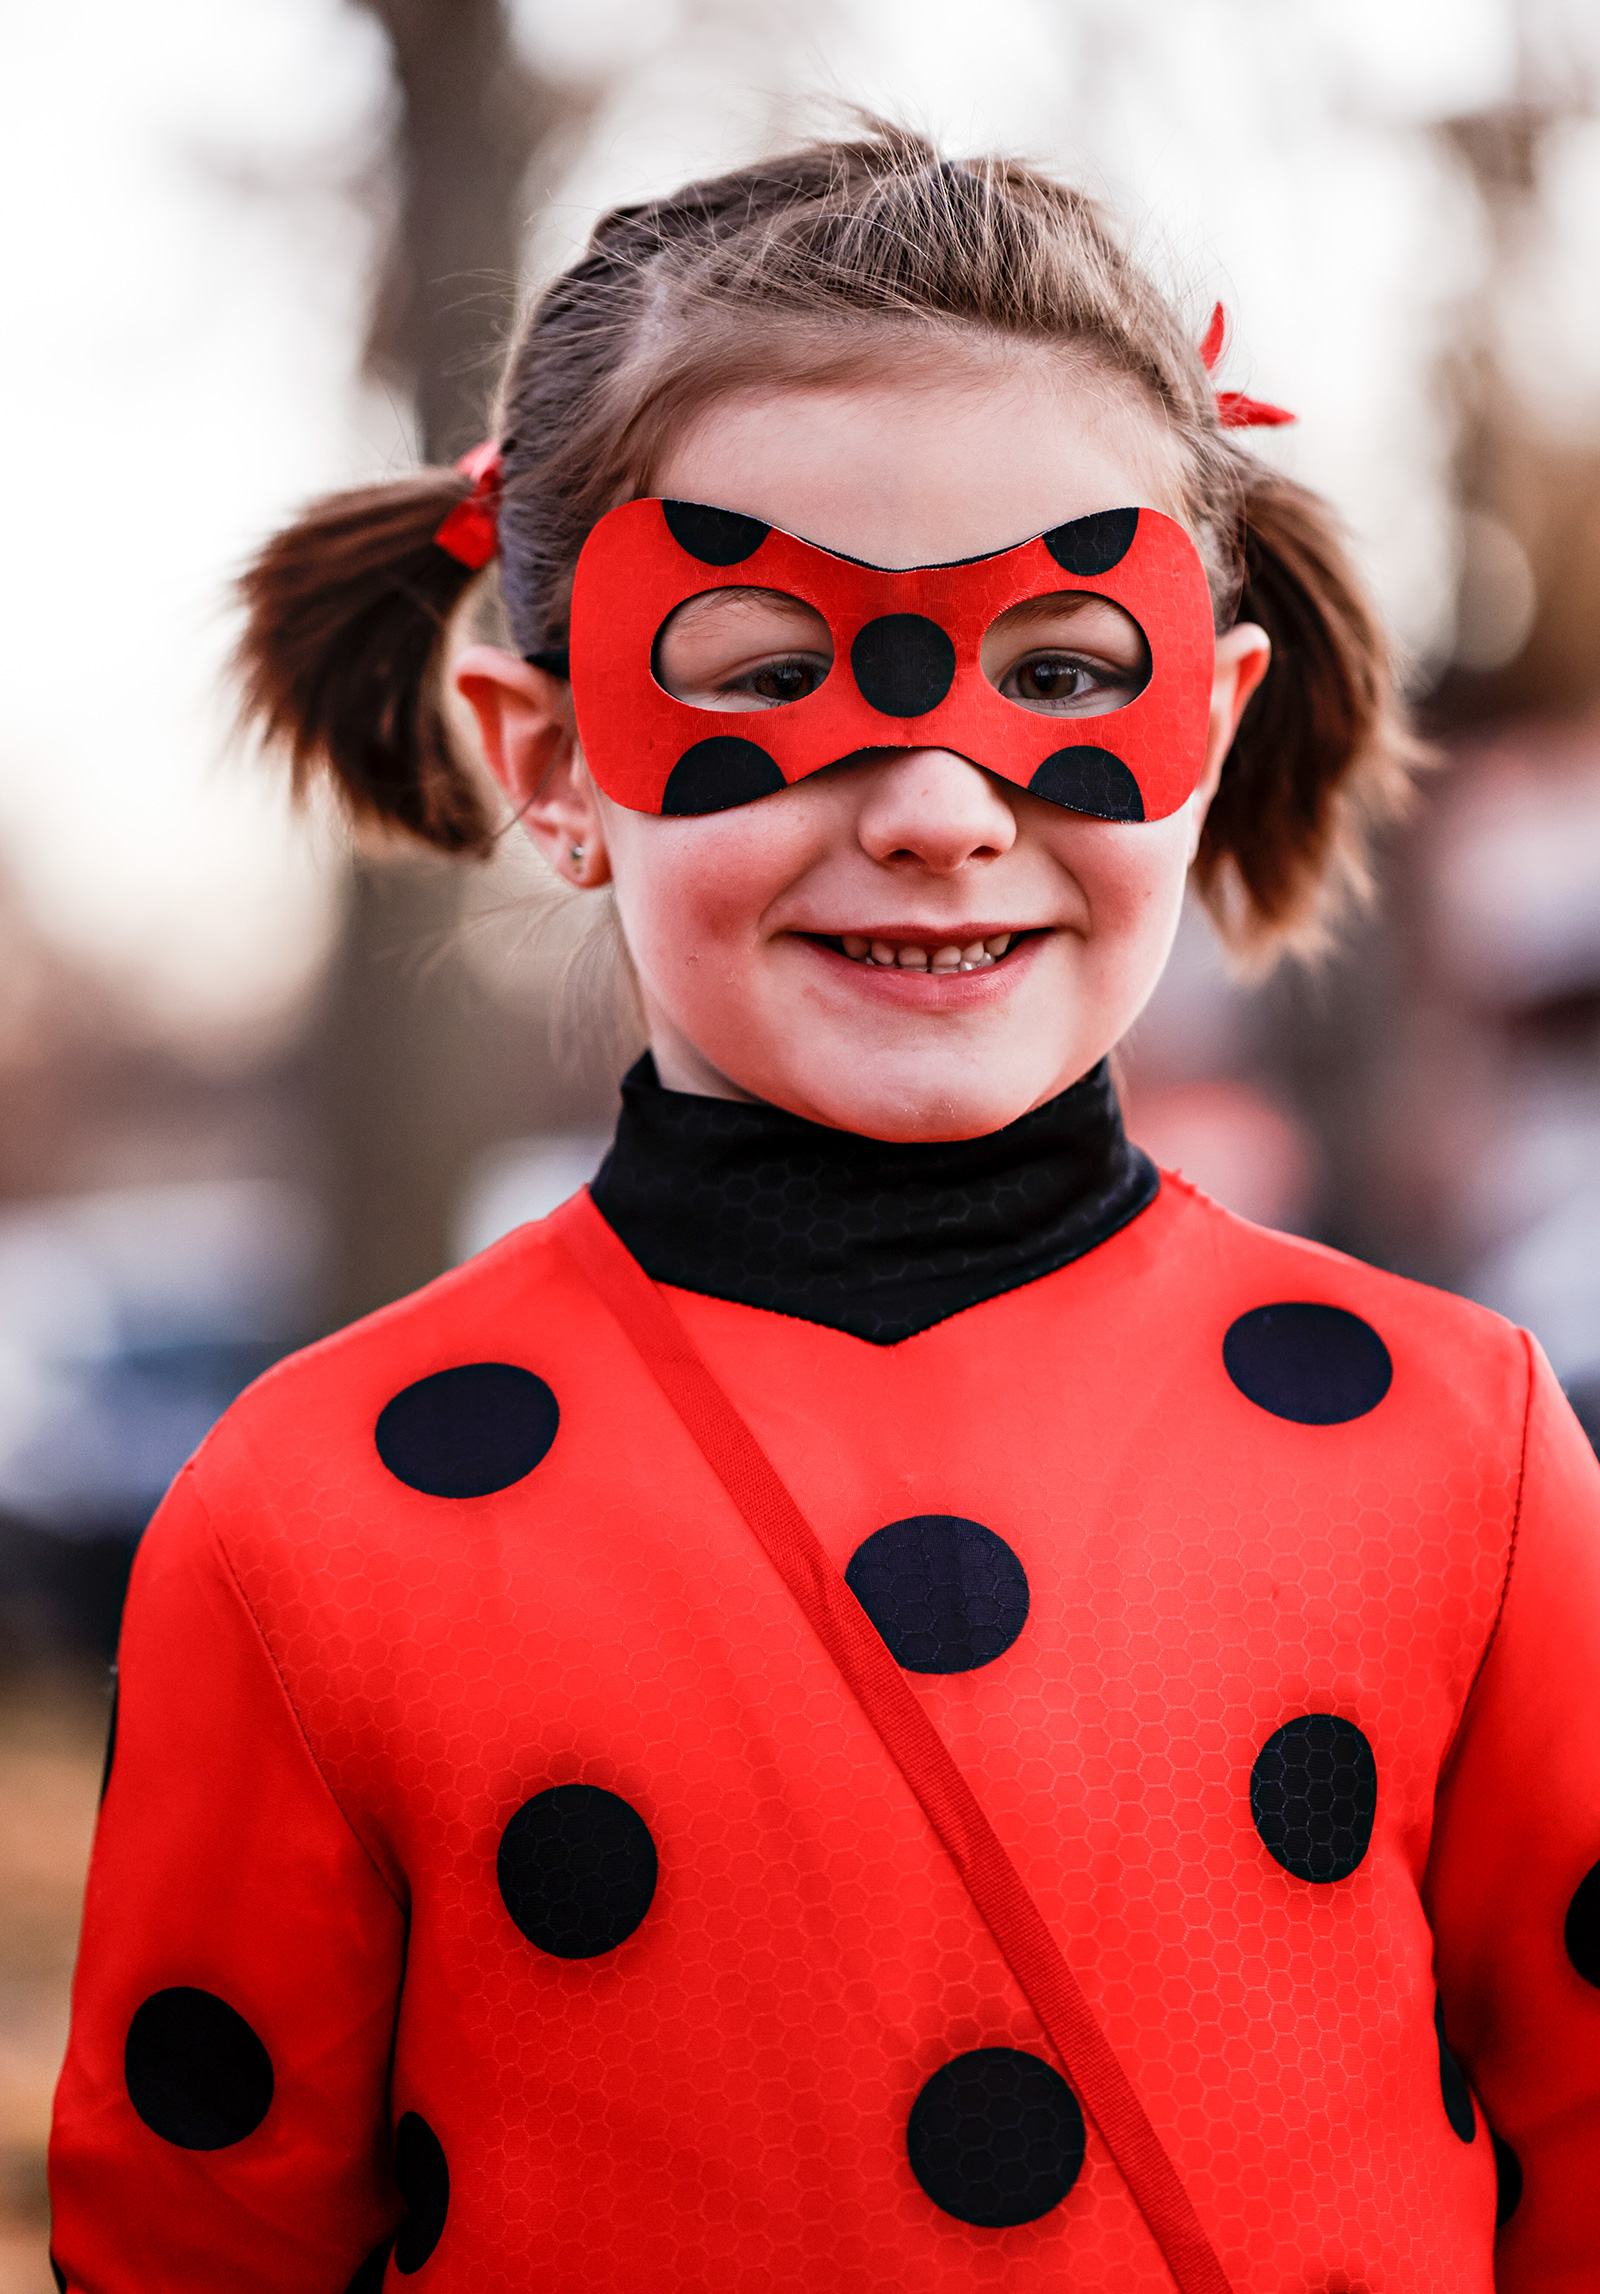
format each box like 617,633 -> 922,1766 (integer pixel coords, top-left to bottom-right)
670,586 -> 826,628
993,592 -> 1117,628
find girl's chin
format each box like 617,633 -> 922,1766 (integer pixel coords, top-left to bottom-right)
797,1088 -> 1054,1143
673,932 -> 1094,1134
735,1050 -> 1074,1142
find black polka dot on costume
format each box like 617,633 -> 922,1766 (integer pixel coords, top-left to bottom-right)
1249,1714 -> 1376,1884
498,1783 -> 658,1958
662,737 -> 787,815
1041,507 -> 1140,576
845,1516 -> 1028,1673
375,1364 -> 557,1499
344,2240 -> 393,2293
661,499 -> 771,565
1492,2130 -> 1523,2225
907,2048 -> 1085,2228
1563,1855 -> 1600,1984
1222,1302 -> 1392,1425
850,615 -> 957,717
393,2113 -> 450,2275
124,1986 -> 274,2150
1027,747 -> 1145,822
1434,1996 -> 1476,2143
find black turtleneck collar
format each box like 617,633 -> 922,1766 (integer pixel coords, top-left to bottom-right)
589,1055 -> 1158,1345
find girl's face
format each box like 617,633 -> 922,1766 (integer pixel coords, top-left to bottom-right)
459,351 -> 1269,1141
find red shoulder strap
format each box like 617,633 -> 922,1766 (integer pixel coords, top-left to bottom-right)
551,1190 -> 1232,2294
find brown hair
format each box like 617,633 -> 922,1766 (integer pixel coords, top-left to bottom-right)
236,124 -> 1421,955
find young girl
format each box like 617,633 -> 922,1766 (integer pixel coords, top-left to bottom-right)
49,130 -> 1600,2294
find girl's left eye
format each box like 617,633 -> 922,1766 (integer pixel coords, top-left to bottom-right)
1001,652 -> 1127,710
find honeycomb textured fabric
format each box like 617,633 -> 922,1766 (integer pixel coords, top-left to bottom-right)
48,1147 -> 1600,2291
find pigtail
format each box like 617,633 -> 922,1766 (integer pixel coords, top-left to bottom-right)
1192,463 -> 1427,959
234,469 -> 495,853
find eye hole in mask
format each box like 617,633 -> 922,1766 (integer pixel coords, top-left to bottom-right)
654,588 -> 834,711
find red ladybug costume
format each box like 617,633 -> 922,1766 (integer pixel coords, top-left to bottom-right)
49,1061 -> 1600,2290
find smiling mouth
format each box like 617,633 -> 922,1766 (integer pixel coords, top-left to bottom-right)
810,929 -> 1038,974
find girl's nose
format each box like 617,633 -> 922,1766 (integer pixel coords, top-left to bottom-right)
854,748 -> 1018,874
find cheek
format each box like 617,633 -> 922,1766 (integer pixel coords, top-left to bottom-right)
1056,814 -> 1194,959
602,802 -> 812,968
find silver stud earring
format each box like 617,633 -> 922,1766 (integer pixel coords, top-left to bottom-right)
570,843 -> 585,872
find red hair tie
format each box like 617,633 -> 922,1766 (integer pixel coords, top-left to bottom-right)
1198,304 -> 1295,430
433,439 -> 503,569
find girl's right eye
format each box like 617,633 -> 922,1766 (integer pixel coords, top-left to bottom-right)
724,657 -> 829,707
654,589 -> 834,710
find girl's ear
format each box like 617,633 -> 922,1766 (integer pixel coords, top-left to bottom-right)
1181,621 -> 1271,863
1200,620 -> 1272,803
453,645 -> 610,887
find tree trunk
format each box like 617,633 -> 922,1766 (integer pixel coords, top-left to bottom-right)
314,0 -> 606,1328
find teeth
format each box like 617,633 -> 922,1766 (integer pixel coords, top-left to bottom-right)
839,932 -> 1018,969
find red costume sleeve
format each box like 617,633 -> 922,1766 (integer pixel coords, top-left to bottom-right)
1426,1334 -> 1600,2290
49,1464 -> 405,2292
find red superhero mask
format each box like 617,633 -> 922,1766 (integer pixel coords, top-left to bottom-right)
566,497 -> 1217,822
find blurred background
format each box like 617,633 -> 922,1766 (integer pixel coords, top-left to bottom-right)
3,0 -> 1600,2279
